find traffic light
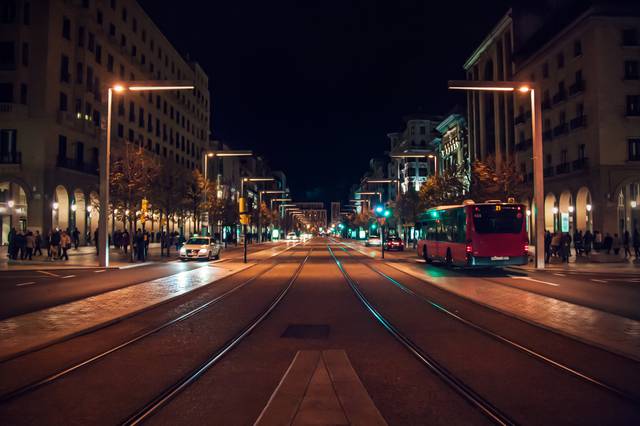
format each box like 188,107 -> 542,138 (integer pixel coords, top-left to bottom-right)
374,205 -> 392,218
371,223 -> 377,230
375,205 -> 384,215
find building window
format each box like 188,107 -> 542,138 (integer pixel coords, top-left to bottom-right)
0,83 -> 12,102
58,135 -> 67,159
120,34 -> 126,48
88,33 -> 95,52
629,138 -> 640,161
131,44 -> 136,57
107,54 -> 114,72
557,52 -> 564,69
122,7 -> 127,22
623,29 -> 638,46
117,123 -> 123,138
0,41 -> 14,71
96,9 -> 103,25
625,60 -> 639,80
60,55 -> 70,83
578,144 -> 585,160
62,17 -> 71,40
119,64 -> 125,79
95,44 -> 102,64
110,0 -> 116,10
626,95 -> 640,116
21,42 -> 28,66
573,39 -> 582,56
542,62 -> 549,78
77,26 -> 85,47
19,83 -> 26,104
86,66 -> 93,91
76,62 -> 83,83
132,17 -> 137,33
22,2 -> 29,25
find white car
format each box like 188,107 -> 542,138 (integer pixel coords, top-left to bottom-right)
179,236 -> 221,261
286,232 -> 300,241
365,235 -> 381,247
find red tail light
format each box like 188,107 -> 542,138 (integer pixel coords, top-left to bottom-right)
465,242 -> 473,254
524,243 -> 529,253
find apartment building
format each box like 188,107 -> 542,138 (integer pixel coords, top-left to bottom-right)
0,0 -> 211,244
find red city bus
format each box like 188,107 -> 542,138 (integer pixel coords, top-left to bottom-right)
415,201 -> 529,267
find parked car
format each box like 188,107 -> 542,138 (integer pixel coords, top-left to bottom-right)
179,236 -> 221,261
385,235 -> 405,251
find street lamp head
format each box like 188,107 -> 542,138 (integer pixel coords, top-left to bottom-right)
518,85 -> 531,93
586,204 -> 592,212
52,201 -> 59,210
7,200 -> 14,208
207,152 -> 215,157
428,154 -> 435,158
112,84 -> 126,93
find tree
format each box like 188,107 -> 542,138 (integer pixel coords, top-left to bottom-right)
469,156 -> 526,202
183,169 -> 209,232
396,186 -> 420,242
419,167 -> 466,210
110,141 -> 158,261
150,157 -> 188,255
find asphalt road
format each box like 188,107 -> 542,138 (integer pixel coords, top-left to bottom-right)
0,239 -> 637,425
0,242 -> 287,319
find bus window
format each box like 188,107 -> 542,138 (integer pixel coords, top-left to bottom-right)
473,205 -> 524,234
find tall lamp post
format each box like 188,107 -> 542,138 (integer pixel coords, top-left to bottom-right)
202,150 -> 252,236
239,177 -> 275,262
259,190 -> 287,242
448,80 -> 544,269
100,80 -> 194,267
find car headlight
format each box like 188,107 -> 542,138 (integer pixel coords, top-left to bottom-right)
179,247 -> 186,254
198,248 -> 208,254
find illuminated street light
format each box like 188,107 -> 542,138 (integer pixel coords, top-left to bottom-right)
52,201 -> 59,210
7,200 -> 14,208
586,204 -> 592,212
100,80 -> 194,267
355,191 -> 382,203
449,79 -> 544,270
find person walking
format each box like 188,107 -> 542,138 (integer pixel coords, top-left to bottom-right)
633,228 -> 640,259
623,230 -> 631,259
60,230 -> 71,260
25,231 -> 34,260
34,230 -> 43,256
561,232 -> 572,263
16,231 -> 26,260
45,230 -> 52,260
544,230 -> 552,263
604,232 -> 613,254
122,229 -> 130,254
135,230 -> 145,262
612,233 -> 621,256
94,227 -> 99,256
7,227 -> 16,259
72,227 -> 80,249
551,232 -> 561,258
583,230 -> 593,257
50,228 -> 61,260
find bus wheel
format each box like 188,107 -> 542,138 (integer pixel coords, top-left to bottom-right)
445,249 -> 453,267
423,247 -> 431,263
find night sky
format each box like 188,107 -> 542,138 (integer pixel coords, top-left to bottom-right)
139,0 -> 511,204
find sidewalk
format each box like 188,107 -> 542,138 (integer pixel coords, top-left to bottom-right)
0,241 -> 276,271
0,242 -> 299,360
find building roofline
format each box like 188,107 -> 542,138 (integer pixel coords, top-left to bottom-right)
463,9 -> 512,71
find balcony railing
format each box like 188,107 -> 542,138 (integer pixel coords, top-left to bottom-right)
544,166 -> 555,177
57,157 -> 99,175
570,115 -> 587,130
556,162 -> 571,174
543,130 -> 553,141
0,152 -> 21,164
552,90 -> 567,105
569,80 -> 585,96
572,157 -> 589,171
553,123 -> 568,136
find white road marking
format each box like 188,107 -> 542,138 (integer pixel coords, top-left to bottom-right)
61,275 -> 76,279
553,273 -> 566,277
37,270 -> 60,277
16,281 -> 36,287
590,279 -> 607,283
94,269 -> 106,273
508,275 -> 560,287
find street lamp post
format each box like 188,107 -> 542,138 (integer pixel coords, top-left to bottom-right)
100,81 -> 194,267
259,190 -> 286,242
448,80 -> 544,269
239,177 -> 275,262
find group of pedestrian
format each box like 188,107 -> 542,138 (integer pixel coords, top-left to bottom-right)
544,227 -> 640,263
5,227 -> 81,261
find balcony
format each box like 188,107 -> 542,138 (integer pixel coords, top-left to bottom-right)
57,157 -> 99,175
572,157 -> 589,171
552,90 -> 567,105
515,139 -> 532,152
543,130 -> 553,141
0,152 -> 21,164
570,115 -> 587,130
569,80 -> 585,96
556,162 -> 571,174
514,113 -> 526,125
553,123 -> 568,136
544,166 -> 555,177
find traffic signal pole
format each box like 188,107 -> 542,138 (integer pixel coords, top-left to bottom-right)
381,224 -> 385,259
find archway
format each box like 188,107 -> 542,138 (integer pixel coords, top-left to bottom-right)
73,189 -> 86,242
575,187 -> 592,232
544,192 -> 556,231
53,185 -> 70,231
616,179 -> 640,234
0,181 -> 29,244
558,190 -> 573,233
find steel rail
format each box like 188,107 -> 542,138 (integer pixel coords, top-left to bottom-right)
335,242 -> 640,405
120,248 -> 313,426
0,246 -> 303,403
327,245 -> 515,426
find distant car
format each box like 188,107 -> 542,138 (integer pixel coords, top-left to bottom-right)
179,236 -> 221,261
286,232 -> 300,241
385,236 -> 405,251
365,235 -> 381,247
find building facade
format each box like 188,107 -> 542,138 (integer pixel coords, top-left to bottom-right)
0,0 -> 211,244
465,2 -> 640,236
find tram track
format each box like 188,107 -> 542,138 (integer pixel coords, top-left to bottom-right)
0,244 -> 305,403
328,243 -> 640,425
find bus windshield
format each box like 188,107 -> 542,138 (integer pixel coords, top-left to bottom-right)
472,205 -> 523,234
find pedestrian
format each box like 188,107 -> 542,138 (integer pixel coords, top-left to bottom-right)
25,230 -> 34,260
34,230 -> 43,256
45,229 -> 52,259
135,229 -> 145,261
72,227 -> 80,249
583,230 -> 593,256
94,227 -> 99,256
623,230 -> 631,259
544,230 -> 552,263
50,228 -> 61,260
633,228 -> 640,259
604,232 -> 613,254
612,233 -> 621,256
594,230 -> 602,251
16,231 -> 26,260
551,232 -> 561,258
561,232 -> 572,263
60,230 -> 71,260
122,229 -> 130,254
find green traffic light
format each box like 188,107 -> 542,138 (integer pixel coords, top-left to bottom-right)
383,209 -> 391,218
371,224 -> 377,229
